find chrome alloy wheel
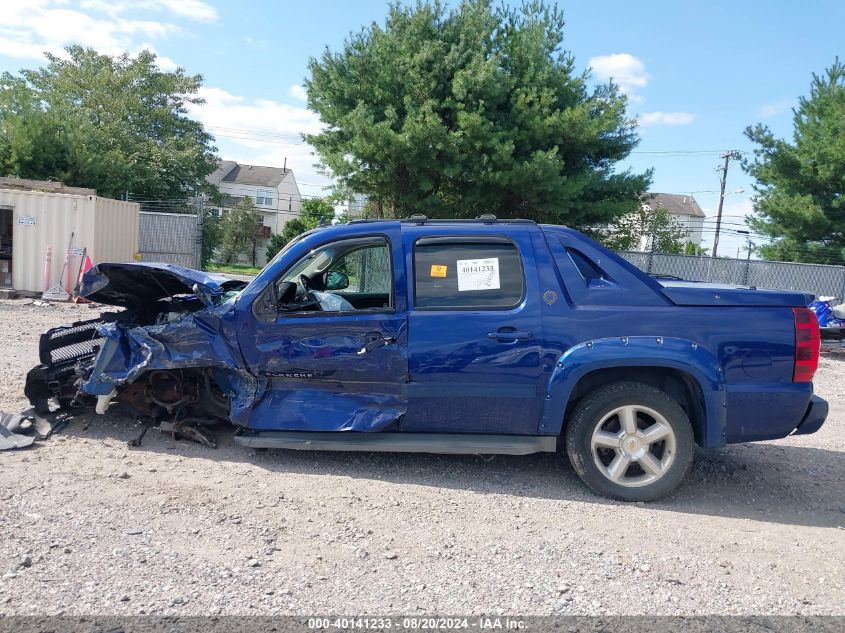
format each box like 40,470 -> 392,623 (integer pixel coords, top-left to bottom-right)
590,404 -> 677,488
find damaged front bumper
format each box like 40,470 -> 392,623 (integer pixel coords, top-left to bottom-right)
25,317 -> 106,413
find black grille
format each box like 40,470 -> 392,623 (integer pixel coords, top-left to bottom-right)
39,319 -> 104,367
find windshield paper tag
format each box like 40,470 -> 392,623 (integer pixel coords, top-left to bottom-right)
430,264 -> 447,278
457,257 -> 500,291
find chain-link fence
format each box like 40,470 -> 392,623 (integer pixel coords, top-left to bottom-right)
618,251 -> 845,299
346,244 -> 391,293
135,197 -> 202,269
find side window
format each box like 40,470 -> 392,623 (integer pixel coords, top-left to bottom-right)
274,236 -> 392,314
327,244 -> 392,296
414,237 -> 524,310
567,248 -> 606,281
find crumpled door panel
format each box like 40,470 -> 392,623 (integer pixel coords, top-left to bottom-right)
243,315 -> 409,432
247,382 -> 405,432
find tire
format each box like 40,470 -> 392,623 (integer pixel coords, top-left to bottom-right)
565,381 -> 694,502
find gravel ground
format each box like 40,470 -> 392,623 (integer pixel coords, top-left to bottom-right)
0,299 -> 843,616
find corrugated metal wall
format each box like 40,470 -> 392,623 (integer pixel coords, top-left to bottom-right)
0,188 -> 139,293
94,197 -> 140,264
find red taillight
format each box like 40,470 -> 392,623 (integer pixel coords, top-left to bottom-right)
793,307 -> 820,382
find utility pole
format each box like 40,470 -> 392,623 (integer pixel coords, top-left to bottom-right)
711,150 -> 740,257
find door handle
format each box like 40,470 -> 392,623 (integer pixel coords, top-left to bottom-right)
357,335 -> 397,355
486,329 -> 532,341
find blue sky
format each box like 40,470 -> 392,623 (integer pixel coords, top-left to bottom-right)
1,0 -> 843,255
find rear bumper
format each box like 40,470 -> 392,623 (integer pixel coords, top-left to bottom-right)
724,384 -> 827,443
792,394 -> 828,436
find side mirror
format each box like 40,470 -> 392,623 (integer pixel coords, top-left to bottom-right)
325,270 -> 349,290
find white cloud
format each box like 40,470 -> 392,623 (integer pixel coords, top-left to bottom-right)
133,43 -> 178,71
717,198 -> 754,220
192,87 -> 322,137
244,36 -> 269,51
79,0 -> 218,22
0,0 -> 204,63
190,87 -> 333,190
145,0 -> 218,23
288,84 -> 307,102
588,53 -> 650,102
638,111 -> 696,126
760,99 -> 793,118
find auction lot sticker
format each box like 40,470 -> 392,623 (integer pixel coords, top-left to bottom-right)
456,257 -> 500,291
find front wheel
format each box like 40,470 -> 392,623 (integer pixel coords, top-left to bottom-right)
565,381 -> 694,502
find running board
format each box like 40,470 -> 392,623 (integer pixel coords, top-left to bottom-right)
233,431 -> 557,455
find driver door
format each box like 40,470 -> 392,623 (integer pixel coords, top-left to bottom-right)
242,230 -> 408,433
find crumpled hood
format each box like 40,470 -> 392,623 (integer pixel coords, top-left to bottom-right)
81,262 -> 246,308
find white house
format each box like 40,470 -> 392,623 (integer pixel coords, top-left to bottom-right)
347,192 -> 368,219
640,193 -> 705,251
206,160 -> 303,265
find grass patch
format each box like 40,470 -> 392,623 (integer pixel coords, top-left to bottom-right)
206,263 -> 263,276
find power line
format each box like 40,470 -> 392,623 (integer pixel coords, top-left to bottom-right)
206,124 -> 752,159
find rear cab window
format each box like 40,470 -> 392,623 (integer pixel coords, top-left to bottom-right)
413,237 -> 525,310
566,247 -> 608,282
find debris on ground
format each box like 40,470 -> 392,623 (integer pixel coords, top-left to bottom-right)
159,419 -> 217,448
0,408 -> 56,450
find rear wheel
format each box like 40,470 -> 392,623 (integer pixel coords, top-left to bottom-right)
565,381 -> 694,502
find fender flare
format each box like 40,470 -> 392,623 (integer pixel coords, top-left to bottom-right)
540,336 -> 727,447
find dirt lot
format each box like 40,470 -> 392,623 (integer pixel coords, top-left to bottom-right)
0,299 -> 843,616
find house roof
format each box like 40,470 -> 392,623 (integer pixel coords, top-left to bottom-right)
0,177 -> 96,196
206,160 -> 237,186
643,193 -> 705,218
220,163 -> 291,187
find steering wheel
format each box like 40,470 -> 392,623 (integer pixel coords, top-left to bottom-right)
296,274 -> 322,310
298,274 -> 313,291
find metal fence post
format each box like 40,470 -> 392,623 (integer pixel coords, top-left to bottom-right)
646,250 -> 654,274
840,268 -> 845,301
194,196 -> 204,270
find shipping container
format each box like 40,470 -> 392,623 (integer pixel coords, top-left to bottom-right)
0,187 -> 139,293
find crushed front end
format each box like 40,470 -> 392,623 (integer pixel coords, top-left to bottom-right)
25,313 -> 118,413
24,263 -> 253,444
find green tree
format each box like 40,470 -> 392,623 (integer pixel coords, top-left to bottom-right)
266,197 -> 336,260
200,208 -> 222,269
221,197 -> 262,264
0,79 -> 68,178
305,0 -> 649,224
683,241 -> 707,256
0,46 -> 217,199
597,206 -> 687,254
743,59 -> 845,264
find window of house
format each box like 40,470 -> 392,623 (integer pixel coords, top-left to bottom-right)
256,189 -> 275,206
413,237 -> 524,310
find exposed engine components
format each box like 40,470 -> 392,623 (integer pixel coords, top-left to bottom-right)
148,370 -> 196,412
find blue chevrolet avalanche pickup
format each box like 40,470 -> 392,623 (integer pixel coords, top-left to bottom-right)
25,217 -> 826,501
